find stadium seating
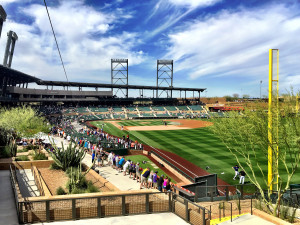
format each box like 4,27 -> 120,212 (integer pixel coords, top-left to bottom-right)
152,106 -> 165,111
165,106 -> 177,111
138,106 -> 152,111
112,107 -> 123,112
189,105 -> 203,111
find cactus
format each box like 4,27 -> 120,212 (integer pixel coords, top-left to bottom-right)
47,139 -> 86,171
8,141 -> 17,157
67,159 -> 96,193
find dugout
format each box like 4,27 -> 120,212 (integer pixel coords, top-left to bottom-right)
176,174 -> 218,202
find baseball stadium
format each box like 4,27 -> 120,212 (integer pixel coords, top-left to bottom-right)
0,2 -> 300,225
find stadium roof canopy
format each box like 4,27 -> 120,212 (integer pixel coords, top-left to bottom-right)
37,80 -> 206,92
1,65 -> 205,92
0,65 -> 40,84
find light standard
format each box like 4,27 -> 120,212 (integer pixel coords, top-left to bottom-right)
260,80 -> 262,99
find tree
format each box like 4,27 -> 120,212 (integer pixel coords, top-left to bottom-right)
232,93 -> 239,99
0,106 -> 49,156
210,96 -> 300,216
242,94 -> 250,98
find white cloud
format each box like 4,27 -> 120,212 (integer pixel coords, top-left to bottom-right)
1,0 -> 19,6
0,1 -> 147,82
168,0 -> 222,8
164,3 -> 300,93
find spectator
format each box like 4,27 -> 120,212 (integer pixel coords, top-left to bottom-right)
140,167 -> 150,189
147,171 -> 153,189
163,176 -> 168,192
123,159 -> 130,176
118,156 -> 125,172
135,162 -> 141,183
153,171 -> 158,189
157,174 -> 164,192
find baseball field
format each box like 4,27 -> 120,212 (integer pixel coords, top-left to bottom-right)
91,119 -> 300,187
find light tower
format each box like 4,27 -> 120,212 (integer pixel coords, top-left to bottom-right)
157,60 -> 173,98
268,49 -> 279,192
0,5 -> 7,38
3,30 -> 18,68
111,59 -> 128,97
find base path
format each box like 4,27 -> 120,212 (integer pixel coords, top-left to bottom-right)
108,119 -> 213,131
0,171 -> 19,225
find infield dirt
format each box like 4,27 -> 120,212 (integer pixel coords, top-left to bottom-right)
107,119 -> 213,131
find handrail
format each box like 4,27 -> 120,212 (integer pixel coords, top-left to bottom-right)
31,165 -> 45,196
9,164 -> 20,221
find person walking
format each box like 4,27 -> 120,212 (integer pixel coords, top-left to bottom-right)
232,165 -> 239,180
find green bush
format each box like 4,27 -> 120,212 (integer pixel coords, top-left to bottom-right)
87,181 -> 99,193
17,148 -> 30,153
0,146 -> 11,158
33,152 -> 48,160
50,162 -> 61,170
70,187 -> 85,194
15,155 -> 29,161
56,186 -> 66,195
25,145 -> 39,150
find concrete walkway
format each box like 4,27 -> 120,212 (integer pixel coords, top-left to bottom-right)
50,134 -> 143,191
0,171 -> 19,225
31,213 -> 188,225
218,214 -> 275,225
17,169 -> 40,197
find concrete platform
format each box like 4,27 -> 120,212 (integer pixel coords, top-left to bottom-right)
30,213 -> 188,225
218,214 -> 276,225
0,170 -> 19,225
17,169 -> 40,197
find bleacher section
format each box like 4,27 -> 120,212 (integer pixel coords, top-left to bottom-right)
165,106 -> 177,111
152,106 -> 165,111
138,106 -> 152,112
89,107 -> 108,113
58,104 -> 211,121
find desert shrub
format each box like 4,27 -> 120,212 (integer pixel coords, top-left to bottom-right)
47,141 -> 85,171
25,145 -> 39,150
56,186 -> 66,195
86,181 -> 99,193
70,187 -> 85,194
0,146 -> 11,158
33,152 -> 48,160
50,162 -> 61,170
15,155 -> 29,161
17,148 -> 30,153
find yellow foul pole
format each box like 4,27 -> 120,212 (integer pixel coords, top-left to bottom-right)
268,49 -> 279,192
268,49 -> 273,191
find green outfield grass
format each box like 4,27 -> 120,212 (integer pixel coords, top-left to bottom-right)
91,120 -> 300,187
118,120 -> 173,127
124,155 -> 176,183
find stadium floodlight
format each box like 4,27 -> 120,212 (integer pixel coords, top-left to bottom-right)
3,30 -> 18,68
268,49 -> 279,192
0,5 -> 7,38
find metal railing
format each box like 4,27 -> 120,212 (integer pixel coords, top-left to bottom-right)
17,191 -> 209,225
31,164 -> 45,196
206,198 -> 254,222
9,164 -> 20,222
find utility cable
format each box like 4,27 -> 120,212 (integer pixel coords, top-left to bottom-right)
43,0 -> 69,82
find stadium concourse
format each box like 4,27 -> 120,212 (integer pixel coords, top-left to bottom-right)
46,106 -> 232,188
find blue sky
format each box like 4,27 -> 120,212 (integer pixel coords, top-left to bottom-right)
1,0 -> 300,98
